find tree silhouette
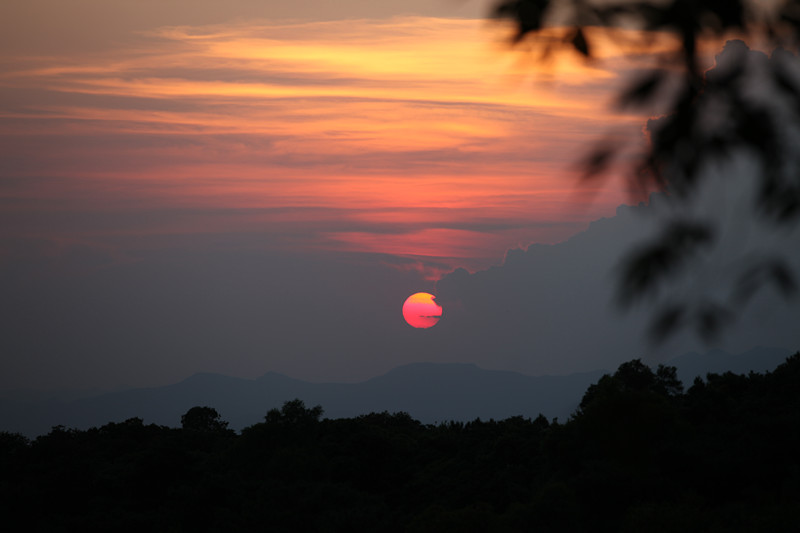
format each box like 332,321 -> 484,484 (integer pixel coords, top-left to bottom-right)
264,398 -> 324,426
3,356 -> 799,531
181,406 -> 230,433
492,0 -> 800,340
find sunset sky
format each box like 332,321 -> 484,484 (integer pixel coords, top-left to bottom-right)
5,0 -> 793,392
0,0 -> 654,277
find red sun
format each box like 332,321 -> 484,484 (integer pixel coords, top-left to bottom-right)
402,292 -> 443,329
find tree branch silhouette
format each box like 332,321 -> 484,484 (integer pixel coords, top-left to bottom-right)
493,0 -> 800,341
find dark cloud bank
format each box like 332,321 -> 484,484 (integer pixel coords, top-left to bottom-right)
434,195 -> 800,375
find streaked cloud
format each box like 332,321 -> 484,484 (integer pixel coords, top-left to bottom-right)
1,13 -> 649,277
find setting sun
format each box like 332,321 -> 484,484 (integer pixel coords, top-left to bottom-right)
402,292 -> 443,329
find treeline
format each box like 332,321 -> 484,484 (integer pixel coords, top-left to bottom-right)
2,354 -> 799,532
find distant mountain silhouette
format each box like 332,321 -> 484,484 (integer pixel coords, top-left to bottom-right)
0,346 -> 791,437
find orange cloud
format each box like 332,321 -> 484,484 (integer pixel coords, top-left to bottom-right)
0,16 -> 662,274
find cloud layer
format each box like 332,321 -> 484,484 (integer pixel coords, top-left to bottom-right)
1,11 -> 648,278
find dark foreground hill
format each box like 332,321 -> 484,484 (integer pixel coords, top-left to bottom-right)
0,346 -> 790,438
1,353 -> 799,532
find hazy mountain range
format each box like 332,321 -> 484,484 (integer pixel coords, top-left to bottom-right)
0,346 -> 791,438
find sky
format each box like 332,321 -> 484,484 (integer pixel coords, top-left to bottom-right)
2,0 -> 798,392
1,0 -> 647,280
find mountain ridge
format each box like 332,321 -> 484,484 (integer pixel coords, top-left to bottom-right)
0,346 -> 791,438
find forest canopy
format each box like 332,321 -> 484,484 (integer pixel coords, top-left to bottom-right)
2,354 -> 799,532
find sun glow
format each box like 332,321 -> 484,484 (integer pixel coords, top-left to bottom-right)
402,292 -> 443,329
